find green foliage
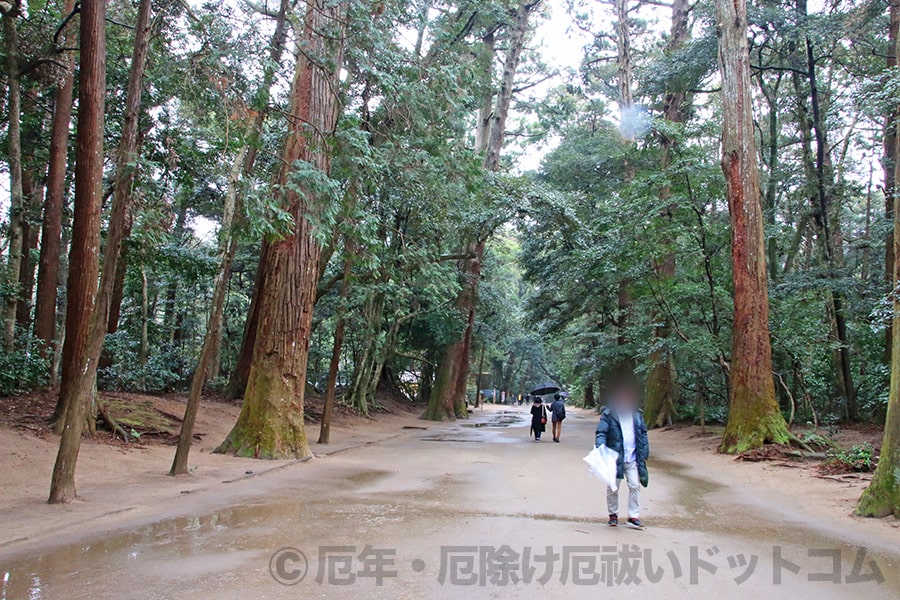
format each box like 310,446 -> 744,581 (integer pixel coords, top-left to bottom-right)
99,333 -> 183,393
0,330 -> 49,397
826,443 -> 876,473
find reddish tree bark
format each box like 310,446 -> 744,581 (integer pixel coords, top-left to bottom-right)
225,241 -> 269,398
716,0 -> 791,453
216,0 -> 347,458
50,0 -> 152,502
48,0 -> 109,502
34,2 -> 76,350
53,0 -> 105,429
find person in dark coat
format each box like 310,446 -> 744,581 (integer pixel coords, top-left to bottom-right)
529,397 -> 547,442
595,379 -> 649,529
550,393 -> 567,442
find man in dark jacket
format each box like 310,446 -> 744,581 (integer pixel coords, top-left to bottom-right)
595,380 -> 649,529
550,393 -> 566,442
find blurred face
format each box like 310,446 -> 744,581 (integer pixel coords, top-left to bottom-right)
610,384 -> 639,411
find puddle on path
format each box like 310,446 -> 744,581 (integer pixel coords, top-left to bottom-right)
2,411 -> 897,599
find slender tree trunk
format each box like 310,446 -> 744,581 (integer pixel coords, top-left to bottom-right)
759,73 -> 783,280
48,0 -> 109,503
483,1 -> 534,170
170,148 -> 243,474
226,242 -> 268,398
475,342 -> 485,406
216,0 -> 347,458
50,0 -> 152,503
419,351 -> 434,404
716,0 -> 791,454
886,0 -> 900,363
2,1 -> 24,347
425,1 -> 538,421
584,380 -> 595,409
106,245 -> 128,334
318,252 -> 352,444
34,1 -> 75,351
795,3 -> 856,419
643,0 -> 689,428
139,267 -> 149,365
474,31 -> 495,155
613,0 -> 636,375
16,173 -> 41,328
614,0 -> 633,112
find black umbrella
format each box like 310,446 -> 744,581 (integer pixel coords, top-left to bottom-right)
530,382 -> 561,396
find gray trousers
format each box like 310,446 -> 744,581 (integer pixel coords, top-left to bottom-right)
606,460 -> 640,518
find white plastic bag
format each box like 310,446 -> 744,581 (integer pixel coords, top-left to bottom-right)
583,445 -> 619,492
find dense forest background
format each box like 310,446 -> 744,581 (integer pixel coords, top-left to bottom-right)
1,0 -> 899,511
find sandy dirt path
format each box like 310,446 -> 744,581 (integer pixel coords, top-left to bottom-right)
1,405 -> 898,599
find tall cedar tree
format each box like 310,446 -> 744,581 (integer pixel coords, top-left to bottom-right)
715,0 -> 791,453
34,0 -> 77,357
50,0 -> 153,502
424,0 -> 538,420
216,0 -> 347,458
171,0 -> 291,473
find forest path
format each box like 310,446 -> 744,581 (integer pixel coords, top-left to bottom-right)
2,405 -> 898,599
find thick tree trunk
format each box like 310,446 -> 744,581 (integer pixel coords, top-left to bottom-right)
48,0 -> 109,503
716,0 -> 791,454
216,0 -> 346,459
643,0 -> 689,428
34,5 -> 75,351
447,241 -> 483,416
50,0 -> 152,503
220,0 -> 290,399
424,241 -> 483,420
423,341 -> 460,420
